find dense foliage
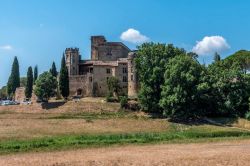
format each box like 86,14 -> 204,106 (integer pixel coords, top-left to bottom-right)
25,67 -> 33,99
160,55 -> 207,119
7,56 -> 20,97
135,43 -> 189,113
0,86 -> 7,99
33,65 -> 38,84
136,43 -> 250,120
225,50 -> 250,73
59,54 -> 69,99
34,72 -> 57,101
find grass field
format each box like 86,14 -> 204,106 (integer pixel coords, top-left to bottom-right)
0,99 -> 250,155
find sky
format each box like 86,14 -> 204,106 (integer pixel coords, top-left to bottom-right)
1,0 -> 250,87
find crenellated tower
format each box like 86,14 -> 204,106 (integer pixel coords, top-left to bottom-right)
65,48 -> 80,76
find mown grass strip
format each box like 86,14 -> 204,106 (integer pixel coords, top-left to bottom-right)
0,129 -> 250,155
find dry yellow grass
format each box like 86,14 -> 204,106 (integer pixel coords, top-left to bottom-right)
0,99 -> 169,141
1,139 -> 250,166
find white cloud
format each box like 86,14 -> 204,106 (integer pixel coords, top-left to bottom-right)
0,45 -> 13,51
120,28 -> 150,44
192,36 -> 230,55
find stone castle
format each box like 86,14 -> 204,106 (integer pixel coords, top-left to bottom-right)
66,36 -> 138,98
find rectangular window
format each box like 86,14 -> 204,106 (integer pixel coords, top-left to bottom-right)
131,75 -> 134,81
89,77 -> 92,82
123,76 -> 127,82
106,68 -> 111,74
122,68 -> 127,73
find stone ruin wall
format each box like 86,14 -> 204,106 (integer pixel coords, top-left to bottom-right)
69,73 -> 93,97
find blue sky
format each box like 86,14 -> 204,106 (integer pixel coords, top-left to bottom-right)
1,0 -> 250,87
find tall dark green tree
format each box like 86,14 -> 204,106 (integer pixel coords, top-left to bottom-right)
33,65 -> 38,84
213,52 -> 221,62
59,54 -> 69,99
50,61 -> 58,78
7,56 -> 20,96
25,66 -> 33,99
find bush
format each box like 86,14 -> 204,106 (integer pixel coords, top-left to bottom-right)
106,92 -> 117,102
120,96 -> 128,109
245,112 -> 250,120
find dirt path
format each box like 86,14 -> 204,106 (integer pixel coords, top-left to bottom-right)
1,140 -> 250,166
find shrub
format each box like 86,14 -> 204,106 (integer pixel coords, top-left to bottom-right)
245,112 -> 250,120
120,96 -> 128,109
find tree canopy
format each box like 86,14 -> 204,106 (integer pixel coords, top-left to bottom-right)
160,55 -> 206,119
136,44 -> 250,120
135,43 -> 188,113
34,72 -> 57,102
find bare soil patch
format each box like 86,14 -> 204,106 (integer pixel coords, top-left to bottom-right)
1,140 -> 250,166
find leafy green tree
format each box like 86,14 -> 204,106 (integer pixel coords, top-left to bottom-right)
225,50 -> 250,73
0,86 -> 7,99
59,54 -> 69,99
50,61 -> 58,78
107,76 -> 120,97
207,61 -> 250,117
25,67 -> 33,99
7,56 -> 20,96
135,43 -> 186,113
34,72 -> 57,102
160,55 -> 206,120
33,65 -> 38,84
213,52 -> 221,62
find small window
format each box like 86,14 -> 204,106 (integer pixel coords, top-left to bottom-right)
106,68 -> 111,74
107,77 -> 109,81
89,77 -> 92,82
131,75 -> 134,81
123,76 -> 127,82
90,68 -> 93,73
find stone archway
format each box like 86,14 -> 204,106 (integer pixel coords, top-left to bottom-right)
77,89 -> 83,96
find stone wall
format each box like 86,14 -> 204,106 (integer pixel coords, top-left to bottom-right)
127,52 -> 138,97
14,87 -> 37,103
69,73 -> 93,97
15,87 -> 25,103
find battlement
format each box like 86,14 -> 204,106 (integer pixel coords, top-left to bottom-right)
65,48 -> 79,52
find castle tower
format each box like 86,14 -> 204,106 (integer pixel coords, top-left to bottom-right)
91,36 -> 106,60
128,52 -> 138,98
65,48 -> 80,76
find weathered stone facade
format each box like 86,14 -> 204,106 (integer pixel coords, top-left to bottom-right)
66,36 -> 138,97
15,87 -> 37,103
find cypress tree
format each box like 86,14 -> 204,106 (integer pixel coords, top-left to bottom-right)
59,54 -> 69,99
7,56 -> 20,96
50,61 -> 57,78
213,52 -> 221,62
25,66 -> 33,99
34,65 -> 38,84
